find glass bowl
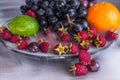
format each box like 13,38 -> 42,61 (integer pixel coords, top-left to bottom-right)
0,20 -> 114,60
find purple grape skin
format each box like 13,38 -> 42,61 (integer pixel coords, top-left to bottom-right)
88,0 -> 97,7
87,59 -> 100,72
80,0 -> 89,8
28,42 -> 39,53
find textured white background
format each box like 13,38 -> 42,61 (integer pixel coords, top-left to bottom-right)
0,0 -> 120,80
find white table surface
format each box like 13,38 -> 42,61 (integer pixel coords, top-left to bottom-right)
0,0 -> 120,80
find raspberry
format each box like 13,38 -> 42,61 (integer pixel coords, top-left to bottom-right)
22,36 -> 30,42
53,43 -> 65,55
1,30 -> 11,40
70,63 -> 88,76
56,25 -> 68,36
79,40 -> 90,50
69,43 -> 78,54
79,50 -> 91,65
39,42 -> 51,53
17,40 -> 28,50
43,28 -> 51,35
10,35 -> 20,43
25,10 -> 36,18
74,31 -> 89,42
87,26 -> 97,39
94,35 -> 106,47
106,31 -> 117,41
60,34 -> 70,42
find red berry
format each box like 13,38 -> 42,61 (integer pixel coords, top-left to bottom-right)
57,29 -> 64,36
34,34 -> 44,42
79,50 -> 91,65
70,63 -> 88,76
69,43 -> 78,54
43,28 -> 54,42
79,40 -> 90,51
17,40 -> 28,50
53,43 -> 65,55
64,45 -> 69,54
106,31 -> 117,41
43,28 -> 51,35
56,25 -> 68,36
87,27 -> 97,39
22,36 -> 30,42
25,10 -> 36,18
94,35 -> 106,47
39,42 -> 51,53
87,59 -> 100,72
60,34 -> 70,42
10,35 -> 20,43
74,31 -> 89,42
1,30 -> 11,40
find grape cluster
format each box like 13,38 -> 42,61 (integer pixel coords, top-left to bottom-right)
20,0 -> 97,34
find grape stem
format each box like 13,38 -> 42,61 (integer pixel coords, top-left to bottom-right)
66,14 -> 75,29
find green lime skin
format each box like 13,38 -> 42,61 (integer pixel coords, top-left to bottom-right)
8,15 -> 39,36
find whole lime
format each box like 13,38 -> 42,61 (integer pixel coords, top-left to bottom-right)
8,15 -> 39,36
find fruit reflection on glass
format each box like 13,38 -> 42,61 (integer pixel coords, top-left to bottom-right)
0,0 -> 120,76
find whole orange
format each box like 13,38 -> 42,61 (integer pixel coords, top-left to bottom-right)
86,2 -> 120,33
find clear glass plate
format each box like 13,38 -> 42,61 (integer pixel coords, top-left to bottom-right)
0,20 -> 114,60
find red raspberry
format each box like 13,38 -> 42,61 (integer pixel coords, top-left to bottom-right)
69,43 -> 78,54
25,10 -> 36,18
43,28 -> 54,42
64,45 -> 69,54
57,29 -> 64,37
53,43 -> 65,55
70,63 -> 88,76
60,34 -> 70,42
106,31 -> 117,41
87,26 -> 97,39
10,35 -> 20,43
39,42 -> 51,53
34,34 -> 44,42
17,40 -> 28,50
56,25 -> 68,36
43,28 -> 51,35
1,30 -> 11,40
74,31 -> 89,42
79,50 -> 91,65
94,35 -> 106,47
79,40 -> 90,51
22,36 -> 30,42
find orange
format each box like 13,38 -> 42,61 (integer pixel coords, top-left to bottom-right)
86,2 -> 120,33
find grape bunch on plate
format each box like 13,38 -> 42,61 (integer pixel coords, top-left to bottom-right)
20,0 -> 96,33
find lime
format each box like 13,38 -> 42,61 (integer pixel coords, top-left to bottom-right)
8,15 -> 39,36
